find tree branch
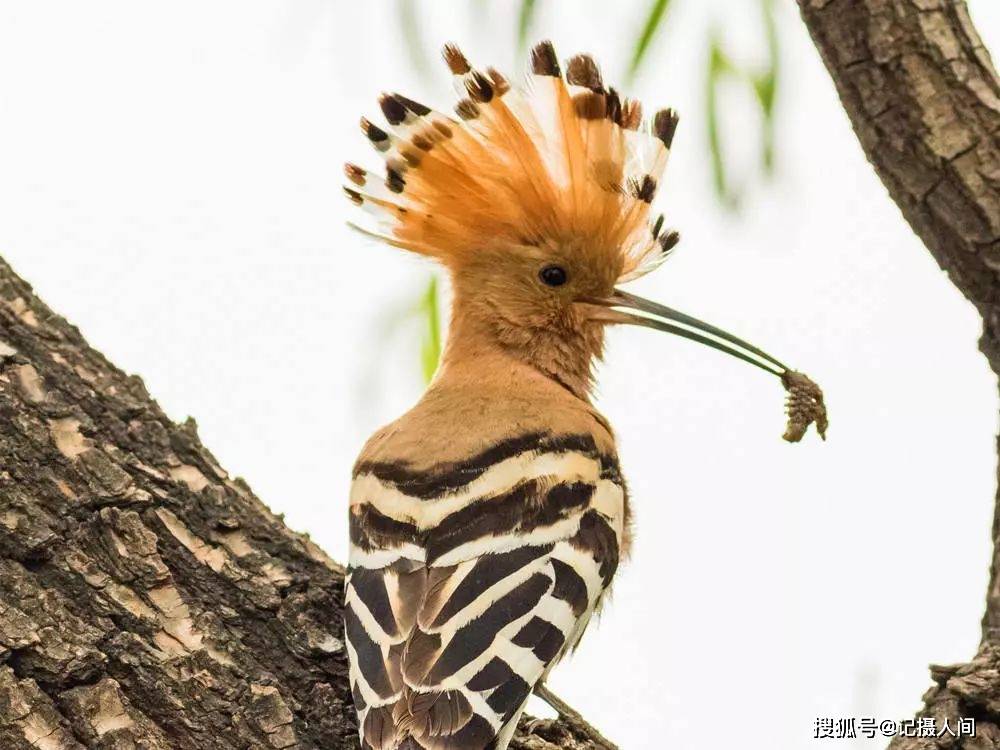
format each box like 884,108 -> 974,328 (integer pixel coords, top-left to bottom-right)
797,0 -> 1000,745
0,256 -> 601,748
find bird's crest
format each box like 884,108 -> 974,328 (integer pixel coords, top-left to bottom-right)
344,40 -> 680,283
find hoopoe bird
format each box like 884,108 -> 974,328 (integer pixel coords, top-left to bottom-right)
343,41 -> 823,750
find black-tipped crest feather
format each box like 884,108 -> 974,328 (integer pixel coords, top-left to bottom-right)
394,93 -> 432,117
653,108 -> 680,148
455,98 -> 480,120
348,40 -> 681,284
630,175 -> 657,203
465,70 -> 494,103
379,94 -> 408,126
442,43 -> 470,74
565,54 -> 604,93
659,229 -> 681,253
530,40 -> 560,76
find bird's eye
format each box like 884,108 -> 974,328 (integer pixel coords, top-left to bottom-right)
539,265 -> 568,287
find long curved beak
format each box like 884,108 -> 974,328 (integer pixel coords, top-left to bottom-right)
582,288 -> 789,378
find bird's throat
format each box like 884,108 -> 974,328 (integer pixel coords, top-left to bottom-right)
438,305 -> 601,403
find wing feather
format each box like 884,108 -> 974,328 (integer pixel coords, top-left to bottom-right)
346,433 -> 624,750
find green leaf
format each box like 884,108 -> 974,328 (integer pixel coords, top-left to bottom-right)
703,0 -> 782,208
756,0 -> 780,174
627,0 -> 673,83
752,73 -> 776,173
516,0 -> 538,56
419,276 -> 442,384
705,34 -> 740,210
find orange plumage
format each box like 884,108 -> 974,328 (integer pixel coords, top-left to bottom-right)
344,40 -> 680,285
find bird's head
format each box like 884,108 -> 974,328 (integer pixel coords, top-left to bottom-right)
345,41 -> 790,398
444,234 -> 621,354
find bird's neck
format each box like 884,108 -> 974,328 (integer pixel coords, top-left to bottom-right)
437,300 -> 601,403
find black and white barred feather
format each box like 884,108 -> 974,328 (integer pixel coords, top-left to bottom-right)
346,433 -> 625,750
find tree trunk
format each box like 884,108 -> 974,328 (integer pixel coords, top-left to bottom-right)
797,0 -> 1000,745
0,256 -> 600,749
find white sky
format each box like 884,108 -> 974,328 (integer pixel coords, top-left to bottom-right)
2,2 -> 999,748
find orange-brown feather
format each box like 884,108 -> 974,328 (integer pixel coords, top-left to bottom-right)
346,41 -> 676,284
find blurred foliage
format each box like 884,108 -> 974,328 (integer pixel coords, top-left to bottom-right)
517,0 -> 539,56
627,0 -> 673,83
377,0 -> 785,385
706,0 -> 779,208
757,0 -> 779,172
419,276 -> 442,383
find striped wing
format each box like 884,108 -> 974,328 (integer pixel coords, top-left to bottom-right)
346,433 -> 625,750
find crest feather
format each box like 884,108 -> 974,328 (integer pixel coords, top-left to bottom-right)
345,40 -> 680,281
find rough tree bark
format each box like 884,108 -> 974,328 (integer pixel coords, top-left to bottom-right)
797,0 -> 1000,746
0,256 -> 602,749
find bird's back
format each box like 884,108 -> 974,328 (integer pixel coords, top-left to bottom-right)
345,366 -> 628,750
